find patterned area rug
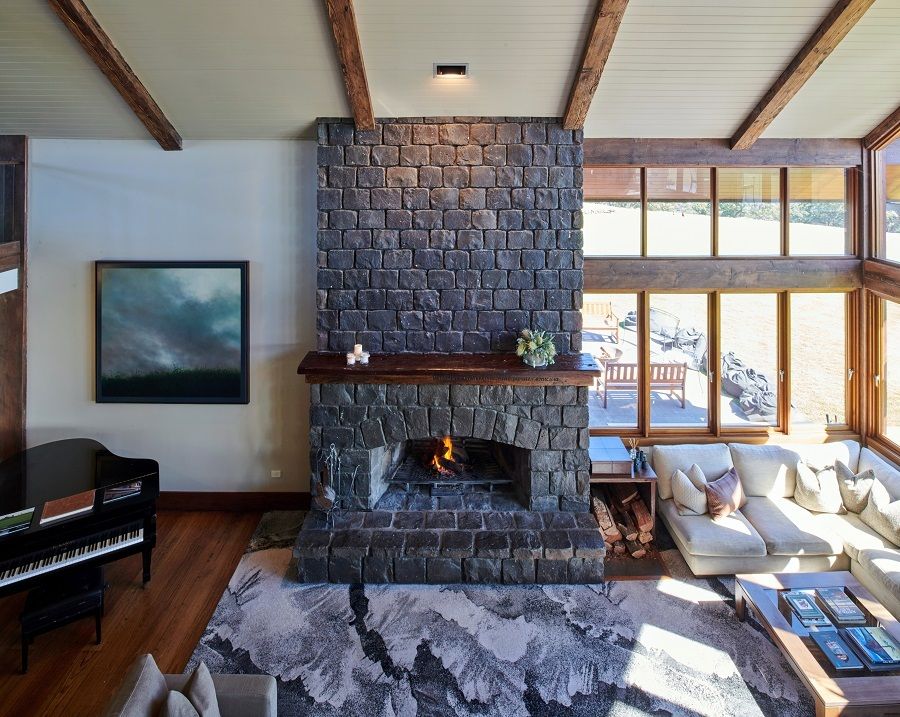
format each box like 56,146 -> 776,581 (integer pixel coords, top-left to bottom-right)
187,512 -> 814,717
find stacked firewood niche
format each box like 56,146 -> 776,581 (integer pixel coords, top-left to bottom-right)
591,484 -> 654,559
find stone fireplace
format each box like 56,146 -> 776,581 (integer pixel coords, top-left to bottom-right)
294,116 -> 604,584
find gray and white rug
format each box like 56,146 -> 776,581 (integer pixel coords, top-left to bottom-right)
187,512 -> 813,716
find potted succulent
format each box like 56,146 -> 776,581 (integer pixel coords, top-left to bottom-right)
515,328 -> 557,368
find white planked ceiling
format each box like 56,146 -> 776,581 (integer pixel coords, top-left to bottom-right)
765,0 -> 900,137
0,0 -> 898,141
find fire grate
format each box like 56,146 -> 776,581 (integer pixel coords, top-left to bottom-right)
388,438 -> 513,492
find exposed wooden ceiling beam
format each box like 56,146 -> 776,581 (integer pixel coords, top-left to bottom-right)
864,105 -> 900,151
563,0 -> 629,131
47,0 -> 181,150
324,0 -> 375,131
730,0 -> 875,151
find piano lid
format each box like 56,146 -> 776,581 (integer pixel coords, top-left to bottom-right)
0,439 -> 159,515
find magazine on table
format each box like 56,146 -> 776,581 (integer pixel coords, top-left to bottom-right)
810,631 -> 864,671
815,587 -> 866,625
39,489 -> 95,524
842,627 -> 900,671
0,507 -> 34,536
103,479 -> 143,504
783,591 -> 828,622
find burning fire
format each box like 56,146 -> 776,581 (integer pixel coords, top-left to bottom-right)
429,436 -> 454,475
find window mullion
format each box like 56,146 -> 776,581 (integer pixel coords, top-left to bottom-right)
779,291 -> 791,434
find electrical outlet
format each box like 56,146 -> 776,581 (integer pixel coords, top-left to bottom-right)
270,469 -> 282,479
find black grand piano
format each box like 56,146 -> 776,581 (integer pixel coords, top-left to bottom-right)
0,439 -> 159,598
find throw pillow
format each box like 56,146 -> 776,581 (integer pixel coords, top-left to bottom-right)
705,467 -> 747,520
672,464 -> 708,516
861,479 -> 900,546
159,691 -> 200,717
835,460 -> 876,513
183,662 -> 221,717
793,461 -> 844,514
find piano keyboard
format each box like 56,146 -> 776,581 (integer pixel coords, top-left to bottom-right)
0,524 -> 144,587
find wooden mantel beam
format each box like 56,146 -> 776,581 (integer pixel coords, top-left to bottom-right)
864,104 -> 900,151
563,0 -> 629,131
48,0 -> 181,150
324,0 -> 375,131
730,0 -> 875,151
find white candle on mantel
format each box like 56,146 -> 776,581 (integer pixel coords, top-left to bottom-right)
345,352 -> 357,366
359,352 -> 370,365
353,344 -> 364,357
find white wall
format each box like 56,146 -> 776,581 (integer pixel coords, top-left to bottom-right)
26,139 -> 317,492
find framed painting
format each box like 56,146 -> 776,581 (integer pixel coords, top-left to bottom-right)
95,261 -> 249,403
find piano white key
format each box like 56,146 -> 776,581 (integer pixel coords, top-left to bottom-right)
0,529 -> 144,587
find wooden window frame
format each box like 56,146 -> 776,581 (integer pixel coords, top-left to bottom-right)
587,287 -> 858,442
586,164 -> 855,260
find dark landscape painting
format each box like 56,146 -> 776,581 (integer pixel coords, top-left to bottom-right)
96,261 -> 248,403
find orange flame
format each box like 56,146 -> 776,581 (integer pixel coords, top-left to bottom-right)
429,436 -> 454,474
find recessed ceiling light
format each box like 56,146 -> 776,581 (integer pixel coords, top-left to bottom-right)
434,63 -> 469,78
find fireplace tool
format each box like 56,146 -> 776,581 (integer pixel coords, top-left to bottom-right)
313,443 -> 360,527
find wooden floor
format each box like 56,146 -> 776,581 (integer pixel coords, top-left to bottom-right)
0,510 -> 261,717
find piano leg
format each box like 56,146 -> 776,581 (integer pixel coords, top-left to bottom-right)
142,548 -> 152,585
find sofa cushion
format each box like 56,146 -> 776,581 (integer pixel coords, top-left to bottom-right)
836,461 -> 876,513
103,654 -> 168,717
672,464 -> 708,515
856,547 -> 900,617
184,663 -> 221,717
794,461 -> 844,514
809,512 -> 899,561
659,498 -> 766,557
861,479 -> 900,546
740,497 -> 844,556
160,692 -> 200,717
728,444 -> 799,498
859,448 -> 900,501
794,440 -> 861,476
652,443 -> 733,501
706,467 -> 747,520
729,441 -> 861,499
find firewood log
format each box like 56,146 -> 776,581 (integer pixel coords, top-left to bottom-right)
610,483 -> 638,507
625,539 -> 647,559
614,506 -> 639,542
638,531 -> 653,544
631,498 -> 653,534
591,495 -> 623,543
612,541 -> 627,556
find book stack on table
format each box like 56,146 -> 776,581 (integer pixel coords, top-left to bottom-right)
782,588 -> 900,673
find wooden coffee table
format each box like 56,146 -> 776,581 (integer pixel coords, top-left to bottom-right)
735,572 -> 900,717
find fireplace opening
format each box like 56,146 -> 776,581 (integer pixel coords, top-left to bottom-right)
389,437 -> 518,493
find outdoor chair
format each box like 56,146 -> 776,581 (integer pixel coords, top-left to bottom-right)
602,362 -> 687,408
582,300 -> 620,343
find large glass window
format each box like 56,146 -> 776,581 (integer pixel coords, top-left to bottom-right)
791,293 -> 847,429
647,169 -> 711,256
788,168 -> 849,256
884,299 -> 900,446
885,142 -> 900,262
648,294 -> 709,427
583,293 -> 638,427
583,168 -> 641,256
720,294 -> 778,426
718,169 -> 781,255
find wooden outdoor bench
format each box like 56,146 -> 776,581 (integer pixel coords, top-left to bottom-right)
602,362 -> 687,408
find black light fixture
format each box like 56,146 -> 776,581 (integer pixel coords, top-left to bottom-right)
433,63 -> 469,78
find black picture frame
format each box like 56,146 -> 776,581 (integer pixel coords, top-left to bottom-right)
95,261 -> 249,404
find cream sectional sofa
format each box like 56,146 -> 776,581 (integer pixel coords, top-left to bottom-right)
651,440 -> 900,618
